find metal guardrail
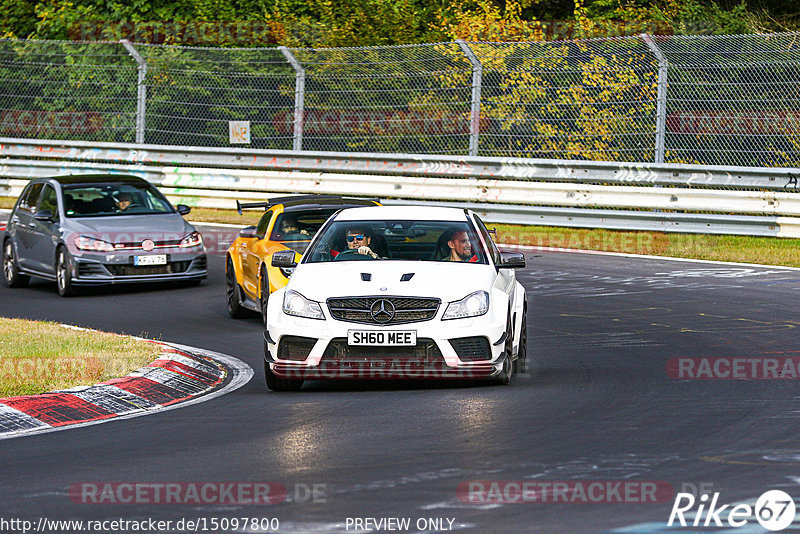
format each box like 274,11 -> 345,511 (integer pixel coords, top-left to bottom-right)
2,137 -> 800,190
2,137 -> 800,237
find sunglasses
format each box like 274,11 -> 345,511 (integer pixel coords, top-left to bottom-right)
346,234 -> 366,242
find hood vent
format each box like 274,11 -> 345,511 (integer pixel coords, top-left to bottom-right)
360,273 -> 372,281
400,273 -> 414,282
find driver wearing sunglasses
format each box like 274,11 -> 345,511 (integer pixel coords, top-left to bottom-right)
346,226 -> 379,259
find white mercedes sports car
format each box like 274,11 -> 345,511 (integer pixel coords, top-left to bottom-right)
264,205 -> 528,391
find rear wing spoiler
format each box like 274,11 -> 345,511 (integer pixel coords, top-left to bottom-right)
236,195 -> 379,215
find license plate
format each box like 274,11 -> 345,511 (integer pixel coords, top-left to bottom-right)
347,330 -> 417,346
134,255 -> 167,266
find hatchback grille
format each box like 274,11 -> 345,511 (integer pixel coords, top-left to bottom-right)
449,336 -> 492,361
327,296 -> 440,325
105,261 -> 192,276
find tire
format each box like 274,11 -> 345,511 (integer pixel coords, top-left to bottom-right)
226,257 -> 248,319
2,240 -> 29,288
491,312 -> 515,385
264,358 -> 304,392
260,266 -> 270,325
514,298 -> 528,375
56,247 -> 74,297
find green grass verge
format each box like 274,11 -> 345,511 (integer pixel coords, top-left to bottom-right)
0,317 -> 164,397
4,197 -> 800,267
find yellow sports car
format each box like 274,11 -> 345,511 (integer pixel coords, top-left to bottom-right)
226,195 -> 380,321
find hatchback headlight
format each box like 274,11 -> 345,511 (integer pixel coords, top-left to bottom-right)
442,290 -> 489,320
74,235 -> 115,252
179,231 -> 203,248
283,290 -> 324,320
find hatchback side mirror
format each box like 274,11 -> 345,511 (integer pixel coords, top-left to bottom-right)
239,225 -> 259,239
34,209 -> 54,222
272,250 -> 297,268
176,204 -> 191,216
498,251 -> 525,269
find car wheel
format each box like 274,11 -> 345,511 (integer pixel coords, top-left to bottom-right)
264,358 -> 304,392
260,266 -> 270,325
514,298 -> 528,375
492,312 -> 514,385
56,247 -> 74,297
226,257 -> 247,319
2,240 -> 29,288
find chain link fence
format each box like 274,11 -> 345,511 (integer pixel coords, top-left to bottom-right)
1,33 -> 799,167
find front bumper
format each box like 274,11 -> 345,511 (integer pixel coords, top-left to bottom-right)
69,248 -> 207,285
265,303 -> 507,380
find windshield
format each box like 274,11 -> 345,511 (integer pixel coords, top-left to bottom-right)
269,210 -> 340,254
304,219 -> 488,264
62,183 -> 175,217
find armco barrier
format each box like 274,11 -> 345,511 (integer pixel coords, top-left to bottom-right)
2,137 -> 800,237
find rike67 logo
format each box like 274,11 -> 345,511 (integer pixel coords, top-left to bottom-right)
669,490 -> 796,531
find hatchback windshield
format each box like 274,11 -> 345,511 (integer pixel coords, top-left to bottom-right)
62,183 -> 174,217
304,220 -> 488,264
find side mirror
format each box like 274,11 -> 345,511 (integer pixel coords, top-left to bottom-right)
239,225 -> 259,239
176,204 -> 191,216
498,251 -> 525,269
272,250 -> 297,268
34,209 -> 54,222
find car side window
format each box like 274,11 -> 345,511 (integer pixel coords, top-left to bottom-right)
38,185 -> 60,222
475,216 -> 501,266
18,183 -> 44,213
256,211 -> 273,239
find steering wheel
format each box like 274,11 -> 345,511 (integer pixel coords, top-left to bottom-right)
122,203 -> 144,211
331,249 -> 373,261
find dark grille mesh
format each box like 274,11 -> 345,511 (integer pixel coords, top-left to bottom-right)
327,296 -> 439,325
76,263 -> 107,277
449,336 -> 491,361
278,336 -> 317,361
322,338 -> 443,363
105,261 -> 191,276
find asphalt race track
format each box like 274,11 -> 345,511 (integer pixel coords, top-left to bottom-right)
3,224 -> 800,532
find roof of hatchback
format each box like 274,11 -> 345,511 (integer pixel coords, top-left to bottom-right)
334,205 -> 469,221
42,174 -> 150,186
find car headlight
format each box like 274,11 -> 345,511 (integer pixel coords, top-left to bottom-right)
74,235 -> 115,252
179,231 -> 203,248
442,290 -> 489,320
283,290 -> 324,320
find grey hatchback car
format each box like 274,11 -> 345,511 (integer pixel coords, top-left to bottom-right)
2,174 -> 207,296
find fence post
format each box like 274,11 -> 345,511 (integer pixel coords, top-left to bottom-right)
641,34 -> 668,164
279,46 -> 306,152
456,40 -> 482,157
120,40 -> 147,144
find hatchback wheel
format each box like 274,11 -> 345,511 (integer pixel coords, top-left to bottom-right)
3,240 -> 29,288
56,247 -> 74,297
